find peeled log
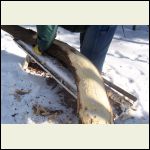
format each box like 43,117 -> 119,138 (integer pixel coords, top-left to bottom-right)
1,25 -> 113,124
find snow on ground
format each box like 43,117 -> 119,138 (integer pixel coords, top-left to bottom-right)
1,28 -> 78,124
103,26 -> 149,123
1,25 -> 149,124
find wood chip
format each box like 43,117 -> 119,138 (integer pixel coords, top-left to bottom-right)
32,104 -> 63,116
15,89 -> 31,95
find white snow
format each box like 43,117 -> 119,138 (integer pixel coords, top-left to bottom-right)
1,25 -> 149,124
1,28 -> 78,124
103,26 -> 149,123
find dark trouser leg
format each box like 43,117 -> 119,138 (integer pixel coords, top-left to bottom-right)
36,25 -> 58,51
80,25 -> 117,72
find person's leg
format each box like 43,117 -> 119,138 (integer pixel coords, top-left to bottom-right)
60,25 -> 88,33
36,25 -> 58,51
80,25 -> 117,72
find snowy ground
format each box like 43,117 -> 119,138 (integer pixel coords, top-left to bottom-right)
1,25 -> 149,124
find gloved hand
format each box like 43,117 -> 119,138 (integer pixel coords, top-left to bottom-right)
32,45 -> 42,55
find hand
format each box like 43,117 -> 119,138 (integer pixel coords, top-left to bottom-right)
32,45 -> 42,55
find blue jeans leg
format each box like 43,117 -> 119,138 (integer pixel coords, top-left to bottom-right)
80,25 -> 117,72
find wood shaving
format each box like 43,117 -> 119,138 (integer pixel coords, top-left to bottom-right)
32,104 -> 63,116
15,89 -> 31,95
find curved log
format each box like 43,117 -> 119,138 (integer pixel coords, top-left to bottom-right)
1,25 -> 113,124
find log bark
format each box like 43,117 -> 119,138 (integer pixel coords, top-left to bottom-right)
1,25 -> 113,124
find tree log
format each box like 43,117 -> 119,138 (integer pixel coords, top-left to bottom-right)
1,25 -> 113,124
